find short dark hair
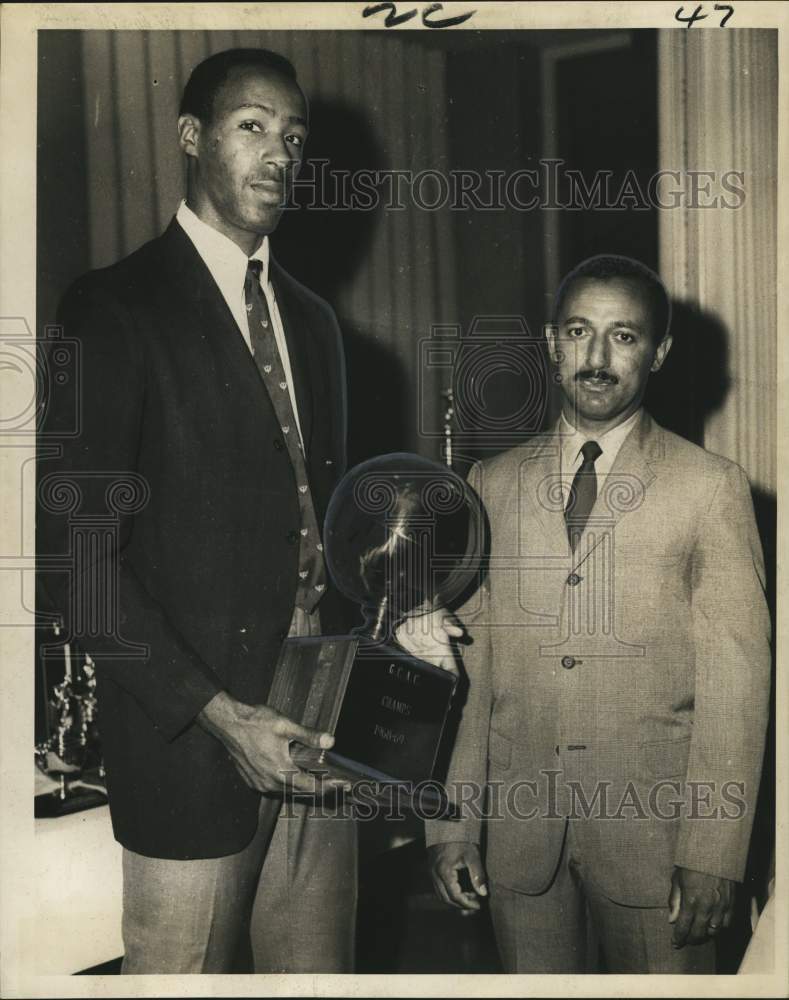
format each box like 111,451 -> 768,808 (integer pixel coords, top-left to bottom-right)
179,48 -> 299,123
554,254 -> 672,342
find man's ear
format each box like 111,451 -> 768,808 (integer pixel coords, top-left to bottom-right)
650,333 -> 673,372
178,114 -> 201,159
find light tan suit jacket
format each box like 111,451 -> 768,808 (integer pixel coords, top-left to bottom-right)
427,411 -> 771,907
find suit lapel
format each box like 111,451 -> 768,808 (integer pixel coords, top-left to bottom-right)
519,435 -> 571,559
159,220 -> 274,402
159,221 -> 318,454
572,410 -> 660,572
518,413 -> 663,571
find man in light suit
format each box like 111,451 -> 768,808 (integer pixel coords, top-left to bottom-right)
37,48 -> 356,973
425,255 -> 771,973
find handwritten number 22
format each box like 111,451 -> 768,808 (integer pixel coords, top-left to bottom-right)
363,2 -> 476,29
675,4 -> 734,28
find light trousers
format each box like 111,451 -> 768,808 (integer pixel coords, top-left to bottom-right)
489,820 -> 715,974
120,606 -> 358,974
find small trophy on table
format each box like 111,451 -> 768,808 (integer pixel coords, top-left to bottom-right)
35,624 -> 107,817
267,453 -> 483,814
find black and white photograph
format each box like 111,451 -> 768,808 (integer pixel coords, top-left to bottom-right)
0,1 -> 785,995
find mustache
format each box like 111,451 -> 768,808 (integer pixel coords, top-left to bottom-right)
575,369 -> 619,384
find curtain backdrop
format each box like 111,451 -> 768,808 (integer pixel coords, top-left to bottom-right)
658,30 -> 777,924
658,29 -> 777,497
77,30 -> 458,461
44,29 -> 778,480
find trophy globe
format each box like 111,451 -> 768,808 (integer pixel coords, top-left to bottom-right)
267,453 -> 485,810
324,453 -> 483,642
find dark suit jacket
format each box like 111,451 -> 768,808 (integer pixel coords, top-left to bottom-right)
37,219 -> 347,859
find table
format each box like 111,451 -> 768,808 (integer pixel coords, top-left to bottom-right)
35,804 -> 123,974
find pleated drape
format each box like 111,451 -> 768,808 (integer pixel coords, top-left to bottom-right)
79,30 -> 457,457
658,29 -> 777,495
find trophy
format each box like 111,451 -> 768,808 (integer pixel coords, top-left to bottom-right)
267,453 -> 483,812
35,624 -> 108,817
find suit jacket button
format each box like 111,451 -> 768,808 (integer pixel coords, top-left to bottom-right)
287,530 -> 300,544
561,656 -> 576,670
273,438 -> 285,451
567,573 -> 582,586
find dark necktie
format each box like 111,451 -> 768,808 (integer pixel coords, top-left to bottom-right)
245,260 -> 326,612
565,440 -> 602,551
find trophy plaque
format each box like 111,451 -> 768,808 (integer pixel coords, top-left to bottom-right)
267,453 -> 483,812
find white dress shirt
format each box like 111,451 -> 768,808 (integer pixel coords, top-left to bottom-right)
558,408 -> 641,508
176,200 -> 305,449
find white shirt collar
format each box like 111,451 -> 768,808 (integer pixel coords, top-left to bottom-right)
559,408 -> 642,475
176,200 -> 270,290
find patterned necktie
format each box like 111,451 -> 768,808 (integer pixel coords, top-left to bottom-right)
565,440 -> 602,551
245,260 -> 326,612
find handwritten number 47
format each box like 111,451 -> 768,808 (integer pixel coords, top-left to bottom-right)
675,4 -> 734,28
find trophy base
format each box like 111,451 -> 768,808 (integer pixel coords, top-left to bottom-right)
268,635 -> 458,817
34,785 -> 108,818
290,744 -> 460,819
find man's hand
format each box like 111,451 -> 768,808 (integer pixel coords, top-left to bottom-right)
198,691 -> 350,796
668,866 -> 736,948
395,606 -> 464,676
428,841 -> 488,915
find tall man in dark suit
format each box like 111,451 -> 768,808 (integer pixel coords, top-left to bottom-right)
37,48 -> 356,974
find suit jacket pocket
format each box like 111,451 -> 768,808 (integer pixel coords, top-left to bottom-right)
488,729 -> 512,769
642,735 -> 691,779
